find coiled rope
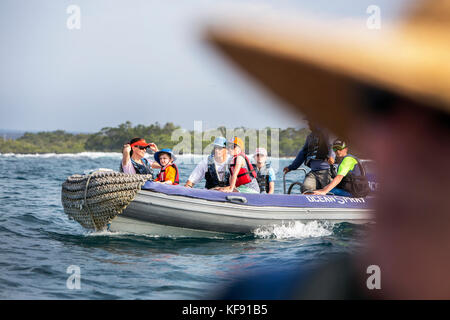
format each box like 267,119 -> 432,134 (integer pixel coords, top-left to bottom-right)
61,171 -> 153,230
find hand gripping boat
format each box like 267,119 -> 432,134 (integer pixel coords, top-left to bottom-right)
61,171 -> 375,237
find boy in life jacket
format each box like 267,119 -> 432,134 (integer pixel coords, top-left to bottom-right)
153,148 -> 180,185
252,148 -> 276,194
312,140 -> 370,197
217,136 -> 260,194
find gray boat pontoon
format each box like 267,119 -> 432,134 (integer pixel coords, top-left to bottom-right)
110,187 -> 374,237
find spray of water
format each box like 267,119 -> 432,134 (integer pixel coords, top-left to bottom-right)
253,221 -> 334,239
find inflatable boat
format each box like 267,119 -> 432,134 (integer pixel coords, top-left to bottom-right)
61,170 -> 376,237
107,181 -> 375,237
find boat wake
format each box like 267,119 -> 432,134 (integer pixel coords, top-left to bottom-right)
253,221 -> 334,239
83,229 -> 236,240
80,222 -> 334,240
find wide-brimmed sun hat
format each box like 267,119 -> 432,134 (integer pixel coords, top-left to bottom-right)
154,148 -> 176,165
206,0 -> 450,138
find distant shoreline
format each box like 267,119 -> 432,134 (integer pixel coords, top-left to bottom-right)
0,121 -> 309,157
0,151 -> 296,160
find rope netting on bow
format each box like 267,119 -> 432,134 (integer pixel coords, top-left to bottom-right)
61,171 -> 152,230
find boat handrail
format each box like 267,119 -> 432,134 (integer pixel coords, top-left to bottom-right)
283,167 -> 308,194
225,195 -> 248,204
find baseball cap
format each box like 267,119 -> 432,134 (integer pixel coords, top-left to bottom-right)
254,147 -> 268,156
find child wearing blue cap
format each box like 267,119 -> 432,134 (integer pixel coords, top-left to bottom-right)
154,148 -> 179,185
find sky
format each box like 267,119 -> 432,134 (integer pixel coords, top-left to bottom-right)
0,0 -> 408,132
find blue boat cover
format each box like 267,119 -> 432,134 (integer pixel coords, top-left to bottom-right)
141,181 -> 373,209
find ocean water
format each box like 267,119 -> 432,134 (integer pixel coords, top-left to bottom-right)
0,153 -> 370,299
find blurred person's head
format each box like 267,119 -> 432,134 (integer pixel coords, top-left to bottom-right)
208,0 -> 450,298
355,89 -> 450,298
307,121 -> 319,133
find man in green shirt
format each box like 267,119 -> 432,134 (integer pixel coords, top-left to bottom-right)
312,140 -> 369,197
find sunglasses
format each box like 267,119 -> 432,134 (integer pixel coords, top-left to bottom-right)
333,146 -> 345,152
134,145 -> 149,150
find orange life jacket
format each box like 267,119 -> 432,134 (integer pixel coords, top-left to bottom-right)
229,153 -> 257,187
157,163 -> 179,185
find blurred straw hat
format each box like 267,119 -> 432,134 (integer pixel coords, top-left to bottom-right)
206,0 -> 450,137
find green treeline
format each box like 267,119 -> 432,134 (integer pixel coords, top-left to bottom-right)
0,121 -> 310,157
0,131 -> 90,154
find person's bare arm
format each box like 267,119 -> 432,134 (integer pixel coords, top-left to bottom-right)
149,143 -> 158,152
185,180 -> 194,188
122,144 -> 131,167
268,181 -> 275,194
313,175 -> 344,195
151,161 -> 161,169
222,157 -> 244,192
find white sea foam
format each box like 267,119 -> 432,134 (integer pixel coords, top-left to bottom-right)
79,221 -> 333,240
253,221 -> 333,239
84,229 -> 143,237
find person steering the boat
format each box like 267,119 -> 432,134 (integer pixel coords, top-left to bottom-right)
217,136 -> 260,194
252,147 -> 276,194
154,148 -> 179,185
120,137 -> 160,175
312,140 -> 370,198
283,122 -> 335,193
185,137 -> 231,189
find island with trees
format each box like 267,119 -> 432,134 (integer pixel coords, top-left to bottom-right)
0,121 -> 310,157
